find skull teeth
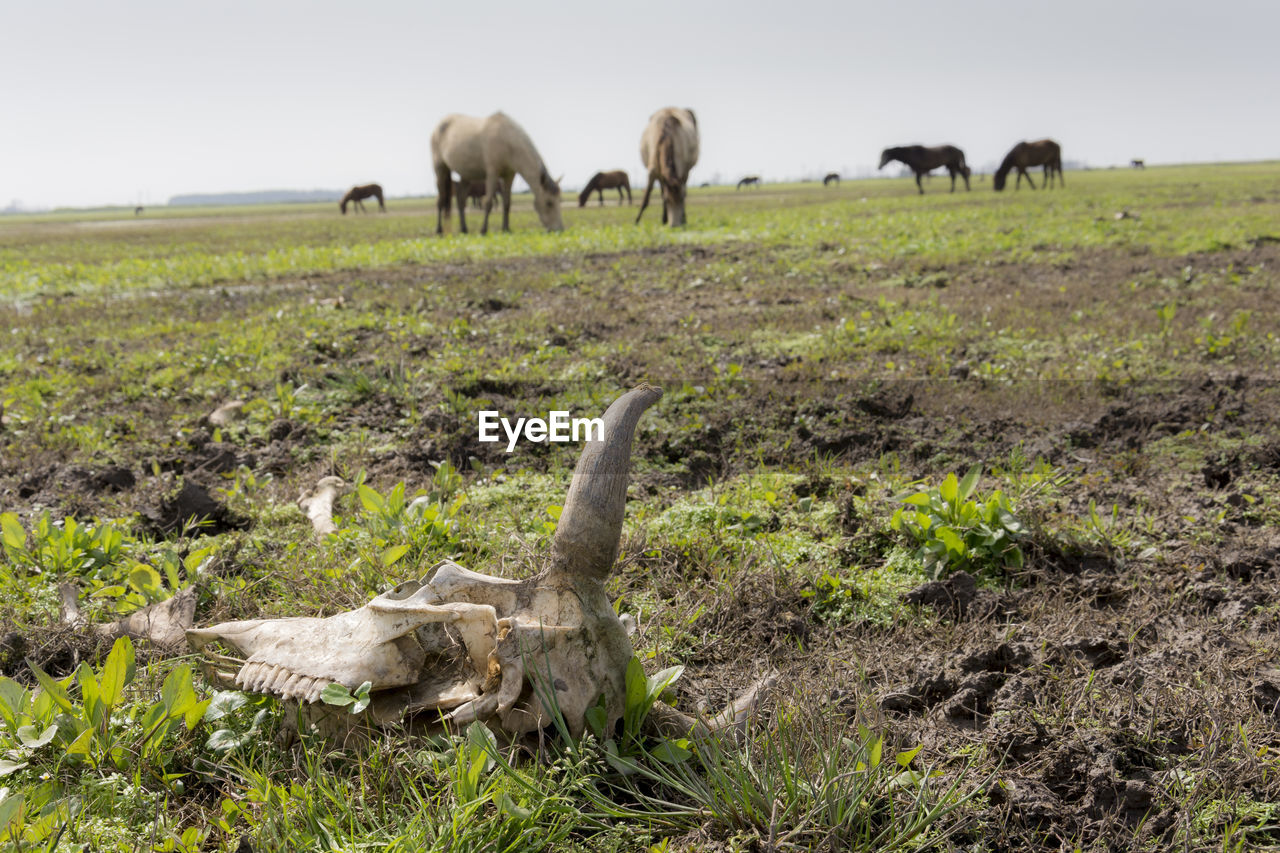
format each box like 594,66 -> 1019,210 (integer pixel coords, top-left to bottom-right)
235,661 -> 326,701
279,673 -> 303,699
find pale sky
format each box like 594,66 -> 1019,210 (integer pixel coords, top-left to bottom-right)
4,0 -> 1278,209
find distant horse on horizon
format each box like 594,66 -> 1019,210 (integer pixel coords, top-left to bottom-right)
823,172 -> 840,187
636,107 -> 699,227
993,140 -> 1063,191
578,170 -> 632,206
431,112 -> 563,235
340,183 -> 385,214
736,175 -> 761,190
134,206 -> 144,216
1131,159 -> 1145,169
878,145 -> 971,194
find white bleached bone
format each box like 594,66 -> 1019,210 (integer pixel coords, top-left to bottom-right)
297,476 -> 349,539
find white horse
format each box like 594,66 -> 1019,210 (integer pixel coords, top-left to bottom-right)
635,107 -> 699,227
431,112 -> 564,235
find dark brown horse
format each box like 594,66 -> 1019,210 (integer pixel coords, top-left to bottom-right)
993,140 -> 1063,191
454,179 -> 501,209
823,172 -> 840,187
878,146 -> 970,194
578,170 -> 632,206
340,183 -> 386,214
736,175 -> 761,190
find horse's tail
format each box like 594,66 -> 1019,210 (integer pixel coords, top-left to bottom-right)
578,173 -> 600,207
659,117 -> 681,186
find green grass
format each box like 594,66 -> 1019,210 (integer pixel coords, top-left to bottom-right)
2,163 -> 1280,850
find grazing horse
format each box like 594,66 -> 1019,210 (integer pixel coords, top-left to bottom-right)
454,179 -> 500,210
823,172 -> 840,187
1131,159 -> 1145,169
340,183 -> 385,214
578,170 -> 632,206
736,175 -> 761,190
636,107 -> 699,227
431,112 -> 563,235
993,139 -> 1063,191
878,145 -> 971,194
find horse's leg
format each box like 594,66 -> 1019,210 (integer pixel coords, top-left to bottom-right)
500,176 -> 513,231
476,176 -> 495,235
915,170 -> 924,195
435,166 -> 452,234
616,187 -> 624,205
949,168 -> 956,193
625,181 -> 632,204
635,175 -> 657,224
377,192 -> 385,212
457,180 -> 470,234
597,188 -> 604,206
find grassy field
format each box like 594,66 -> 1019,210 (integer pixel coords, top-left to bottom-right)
2,163 -> 1280,851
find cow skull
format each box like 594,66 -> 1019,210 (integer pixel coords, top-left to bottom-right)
188,384 -> 662,737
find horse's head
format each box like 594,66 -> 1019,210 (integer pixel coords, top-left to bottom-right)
878,149 -> 895,170
992,171 -> 1007,191
536,171 -> 564,231
339,199 -> 348,214
660,177 -> 688,227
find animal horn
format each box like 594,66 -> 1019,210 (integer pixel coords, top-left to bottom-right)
550,384 -> 662,583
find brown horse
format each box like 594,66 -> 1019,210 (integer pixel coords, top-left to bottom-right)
578,170 -> 632,206
878,146 -> 970,194
736,175 -> 761,190
993,140 -> 1063,191
823,172 -> 840,187
636,107 -> 699,227
340,183 -> 386,214
454,179 -> 500,209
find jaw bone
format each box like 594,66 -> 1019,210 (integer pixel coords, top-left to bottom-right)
189,385 -> 663,737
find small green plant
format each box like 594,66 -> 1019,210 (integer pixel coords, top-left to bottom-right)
318,680 -> 372,714
202,691 -> 276,754
890,465 -> 1026,577
0,512 -> 191,615
350,471 -> 463,565
1,637 -> 208,782
804,570 -> 862,625
0,512 -> 125,580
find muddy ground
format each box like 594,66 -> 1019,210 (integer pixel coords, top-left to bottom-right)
2,238 -> 1279,850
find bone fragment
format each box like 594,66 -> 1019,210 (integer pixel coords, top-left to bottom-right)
60,584 -> 198,650
297,476 -> 349,538
644,670 -> 779,741
207,399 -> 245,427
